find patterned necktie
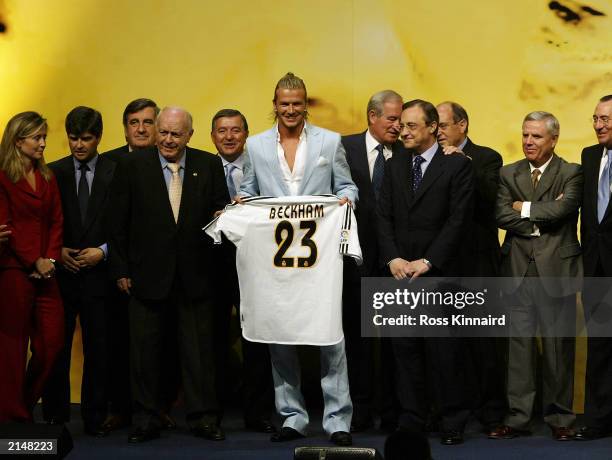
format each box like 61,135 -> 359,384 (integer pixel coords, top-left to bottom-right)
531,168 -> 541,190
226,163 -> 237,200
167,162 -> 182,223
78,163 -> 90,225
371,144 -> 385,200
412,155 -> 425,193
597,152 -> 612,223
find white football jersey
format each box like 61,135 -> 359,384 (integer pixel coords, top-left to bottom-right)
205,195 -> 362,346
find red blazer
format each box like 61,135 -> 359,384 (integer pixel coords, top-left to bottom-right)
0,169 -> 63,271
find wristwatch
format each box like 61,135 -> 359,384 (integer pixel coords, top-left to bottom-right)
422,258 -> 432,269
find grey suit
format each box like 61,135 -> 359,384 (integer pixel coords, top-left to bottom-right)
496,154 -> 582,429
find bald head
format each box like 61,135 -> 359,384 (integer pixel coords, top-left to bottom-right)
156,106 -> 194,161
436,101 -> 468,148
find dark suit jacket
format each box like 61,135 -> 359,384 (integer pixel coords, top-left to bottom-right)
49,154 -> 116,296
581,144 -> 612,276
342,131 -> 405,277
109,146 -> 228,301
103,144 -> 130,164
462,138 -> 503,276
496,154 -> 582,296
377,145 -> 474,275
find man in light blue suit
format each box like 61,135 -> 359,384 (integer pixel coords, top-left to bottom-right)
239,72 -> 358,446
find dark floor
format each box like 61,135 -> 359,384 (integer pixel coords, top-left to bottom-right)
27,405 -> 612,459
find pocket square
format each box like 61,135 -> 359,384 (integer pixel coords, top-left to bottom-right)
316,157 -> 330,167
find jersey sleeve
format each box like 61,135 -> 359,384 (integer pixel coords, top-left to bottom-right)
204,204 -> 251,247
339,204 -> 362,265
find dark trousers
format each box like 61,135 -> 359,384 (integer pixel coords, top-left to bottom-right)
129,283 -> 217,429
465,337 -> 507,428
106,289 -> 132,418
42,279 -> 108,428
214,278 -> 274,424
0,270 -> 64,422
583,261 -> 612,429
392,337 -> 470,433
343,275 -> 398,427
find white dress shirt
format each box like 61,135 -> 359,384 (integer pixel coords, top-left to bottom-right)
277,124 -> 308,196
365,129 -> 393,180
521,154 -> 554,236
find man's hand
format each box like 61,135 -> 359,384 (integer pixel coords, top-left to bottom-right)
75,248 -> 104,268
214,209 -> 224,218
117,277 -> 132,295
339,197 -> 353,208
61,247 -> 81,273
389,258 -> 413,280
407,259 -> 431,279
0,224 -> 10,244
512,201 -> 523,212
441,145 -> 465,156
233,196 -> 245,204
35,257 -> 55,279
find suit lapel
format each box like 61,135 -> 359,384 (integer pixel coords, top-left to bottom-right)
532,155 -> 560,201
82,155 -> 114,233
586,147 -> 603,220
58,159 -> 84,237
177,149 -> 200,227
410,148 -> 445,206
355,132 -> 374,195
261,128 -> 289,195
463,138 -> 474,160
513,160 -> 533,202
401,152 -> 415,207
299,125 -> 322,194
146,150 -> 177,227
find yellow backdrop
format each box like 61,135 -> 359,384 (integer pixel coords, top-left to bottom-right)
2,0 -> 610,406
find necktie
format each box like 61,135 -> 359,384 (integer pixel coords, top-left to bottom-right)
371,144 -> 385,200
226,163 -> 237,200
78,163 -> 90,225
167,162 -> 182,223
597,153 -> 612,223
531,168 -> 541,190
412,155 -> 425,193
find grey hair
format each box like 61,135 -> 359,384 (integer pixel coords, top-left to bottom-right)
367,90 -> 403,124
523,111 -> 559,136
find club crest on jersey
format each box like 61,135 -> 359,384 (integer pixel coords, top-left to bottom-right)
340,229 -> 349,244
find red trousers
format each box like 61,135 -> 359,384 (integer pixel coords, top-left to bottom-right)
0,269 -> 64,422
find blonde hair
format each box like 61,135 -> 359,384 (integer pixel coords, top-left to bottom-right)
0,111 -> 51,183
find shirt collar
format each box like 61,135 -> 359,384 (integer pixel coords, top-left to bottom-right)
220,152 -> 244,170
158,150 -> 186,169
365,129 -> 384,153
275,122 -> 308,142
414,141 -> 439,163
73,153 -> 99,171
529,154 -> 553,174
457,137 -> 468,152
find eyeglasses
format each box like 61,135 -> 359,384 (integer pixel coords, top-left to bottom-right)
593,116 -> 610,127
438,122 -> 458,131
399,122 -> 427,132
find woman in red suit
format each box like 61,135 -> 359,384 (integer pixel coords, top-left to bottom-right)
0,111 -> 64,422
